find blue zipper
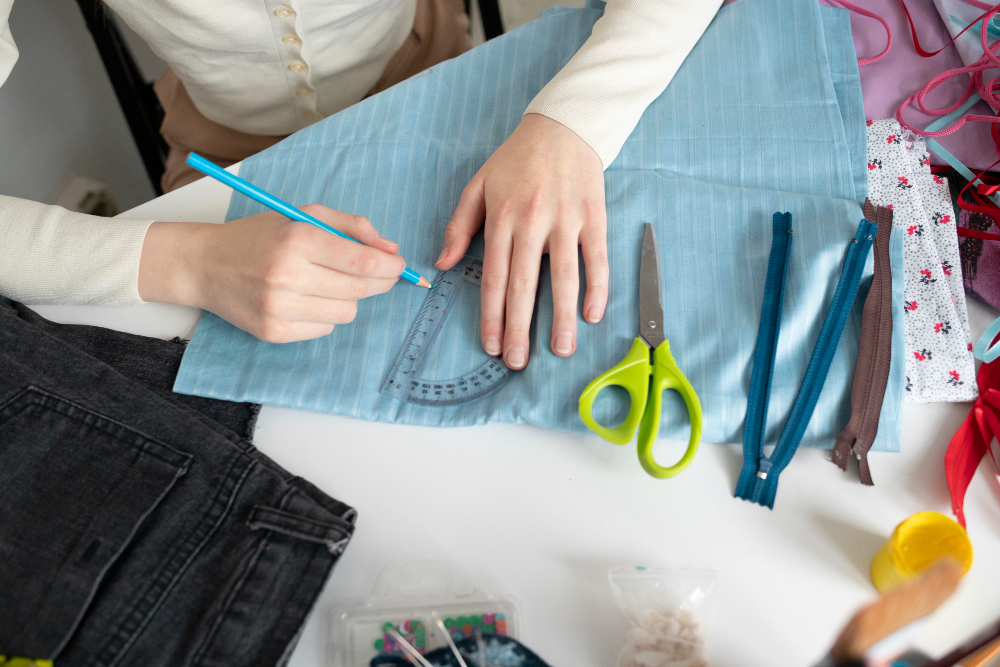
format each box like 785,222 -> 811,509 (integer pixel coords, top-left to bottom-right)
736,217 -> 877,508
735,212 -> 792,498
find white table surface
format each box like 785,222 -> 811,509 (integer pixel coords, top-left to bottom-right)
31,169 -> 1000,667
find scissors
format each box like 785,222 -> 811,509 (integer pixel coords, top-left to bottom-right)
578,223 -> 703,478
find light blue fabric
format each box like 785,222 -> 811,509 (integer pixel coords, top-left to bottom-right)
174,0 -> 904,452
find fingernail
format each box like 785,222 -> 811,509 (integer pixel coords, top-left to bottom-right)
554,332 -> 573,355
506,346 -> 526,369
586,305 -> 603,323
484,336 -> 501,355
378,233 -> 397,248
436,246 -> 449,266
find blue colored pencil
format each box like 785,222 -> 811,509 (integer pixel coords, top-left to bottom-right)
186,152 -> 431,288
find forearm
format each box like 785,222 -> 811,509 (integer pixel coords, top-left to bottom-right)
0,195 -> 154,305
525,0 -> 723,169
137,221 -> 211,307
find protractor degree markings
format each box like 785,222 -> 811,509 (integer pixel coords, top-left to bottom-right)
382,256 -> 513,406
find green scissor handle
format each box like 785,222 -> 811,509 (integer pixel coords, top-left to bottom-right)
636,341 -> 703,478
578,338 -> 703,478
578,338 -> 652,445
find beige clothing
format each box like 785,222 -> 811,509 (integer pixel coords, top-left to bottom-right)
107,0 -> 418,137
157,0 -> 471,192
0,0 -> 722,307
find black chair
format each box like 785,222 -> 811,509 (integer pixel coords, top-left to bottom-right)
74,0 -> 505,196
73,0 -> 167,195
467,0 -> 506,41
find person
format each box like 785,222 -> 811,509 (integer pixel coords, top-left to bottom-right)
0,0 -> 722,369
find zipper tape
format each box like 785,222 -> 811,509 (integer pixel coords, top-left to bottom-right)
736,218 -> 877,508
735,212 -> 792,498
832,201 -> 895,485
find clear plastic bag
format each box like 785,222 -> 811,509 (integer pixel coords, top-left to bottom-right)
608,566 -> 717,667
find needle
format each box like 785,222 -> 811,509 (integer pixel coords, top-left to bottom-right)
432,611 -> 469,667
387,628 -> 434,667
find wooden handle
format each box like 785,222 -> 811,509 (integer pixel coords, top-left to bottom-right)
829,558 -> 964,661
961,636 -> 1000,667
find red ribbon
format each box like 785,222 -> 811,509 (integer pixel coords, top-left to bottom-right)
897,0 -> 996,57
954,160 -> 1000,227
946,350 -> 1000,527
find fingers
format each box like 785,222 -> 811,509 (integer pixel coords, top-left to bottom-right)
201,207 -> 411,345
299,204 -> 399,254
265,293 -> 360,325
480,217 -> 512,359
580,215 -> 609,324
251,292 -> 361,343
287,224 -> 406,279
294,263 -> 397,300
437,176 -> 486,271
548,233 -> 580,357
293,206 -> 406,278
251,317 -> 337,344
502,231 -> 545,370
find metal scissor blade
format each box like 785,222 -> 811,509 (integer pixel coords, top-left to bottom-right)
638,222 -> 665,348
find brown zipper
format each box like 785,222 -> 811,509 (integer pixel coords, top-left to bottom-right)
831,199 -> 894,485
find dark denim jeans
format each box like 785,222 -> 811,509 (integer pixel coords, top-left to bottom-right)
0,299 -> 355,666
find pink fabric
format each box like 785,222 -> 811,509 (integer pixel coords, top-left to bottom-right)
828,0 -> 894,65
723,0 -> 996,171
894,3 -> 1000,151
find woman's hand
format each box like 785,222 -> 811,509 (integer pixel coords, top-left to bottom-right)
435,113 -> 609,370
138,205 -> 404,343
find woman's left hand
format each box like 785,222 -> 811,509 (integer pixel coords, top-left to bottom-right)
434,113 -> 609,370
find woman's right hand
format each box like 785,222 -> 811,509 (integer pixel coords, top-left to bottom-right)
138,205 -> 405,343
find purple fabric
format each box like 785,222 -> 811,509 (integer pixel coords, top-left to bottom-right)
724,0 -> 996,171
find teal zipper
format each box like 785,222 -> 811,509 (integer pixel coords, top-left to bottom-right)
736,217 -> 876,508
735,212 -> 792,498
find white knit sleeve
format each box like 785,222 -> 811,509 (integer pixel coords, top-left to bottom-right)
0,196 -> 154,305
1,3 -> 154,306
524,0 -> 723,169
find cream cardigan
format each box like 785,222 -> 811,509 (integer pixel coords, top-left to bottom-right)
0,0 -> 721,305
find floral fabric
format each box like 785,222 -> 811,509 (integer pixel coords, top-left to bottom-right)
867,118 -> 976,402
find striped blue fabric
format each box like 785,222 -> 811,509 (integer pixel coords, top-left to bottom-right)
174,0 -> 905,452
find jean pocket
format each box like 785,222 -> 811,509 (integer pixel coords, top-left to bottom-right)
247,505 -> 354,555
0,387 -> 192,659
187,502 -> 355,665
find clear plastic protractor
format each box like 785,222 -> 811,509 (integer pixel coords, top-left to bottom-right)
381,256 -> 514,406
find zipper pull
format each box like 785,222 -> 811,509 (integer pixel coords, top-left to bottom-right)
747,458 -> 774,505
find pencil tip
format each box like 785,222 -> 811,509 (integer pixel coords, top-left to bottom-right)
417,276 -> 432,289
